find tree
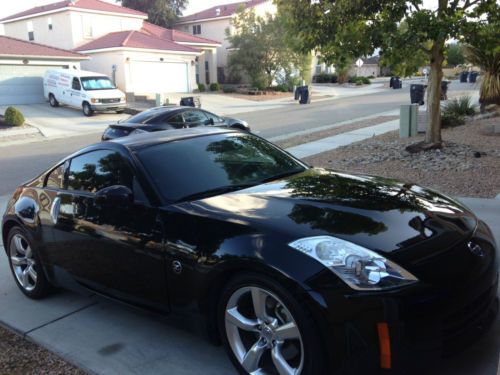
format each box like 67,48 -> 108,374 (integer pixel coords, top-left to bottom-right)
446,43 -> 465,67
278,0 -> 499,146
121,0 -> 187,28
226,8 -> 310,89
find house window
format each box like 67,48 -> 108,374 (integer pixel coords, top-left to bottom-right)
205,60 -> 210,84
48,17 -> 53,30
192,25 -> 201,35
83,18 -> 93,38
27,21 -> 34,41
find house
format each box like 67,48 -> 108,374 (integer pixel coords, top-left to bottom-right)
0,35 -> 87,105
0,0 -> 222,95
348,56 -> 381,77
175,0 -> 276,82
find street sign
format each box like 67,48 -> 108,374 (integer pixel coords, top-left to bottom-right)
356,58 -> 364,67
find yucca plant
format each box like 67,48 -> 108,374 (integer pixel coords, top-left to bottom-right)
443,96 -> 477,117
463,44 -> 500,110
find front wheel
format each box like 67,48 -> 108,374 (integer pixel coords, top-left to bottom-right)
219,274 -> 325,375
82,102 -> 94,117
49,94 -> 59,107
7,227 -> 52,299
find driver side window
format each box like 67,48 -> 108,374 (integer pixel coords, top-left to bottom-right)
72,77 -> 81,91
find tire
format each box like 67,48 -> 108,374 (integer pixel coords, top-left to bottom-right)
116,110 -> 124,114
6,227 -> 52,299
218,273 -> 325,375
230,124 -> 247,132
82,102 -> 94,117
49,94 -> 59,107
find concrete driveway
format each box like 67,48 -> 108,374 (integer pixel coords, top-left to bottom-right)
0,104 -> 128,138
0,193 -> 498,375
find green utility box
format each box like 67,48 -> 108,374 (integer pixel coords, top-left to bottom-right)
400,104 -> 419,138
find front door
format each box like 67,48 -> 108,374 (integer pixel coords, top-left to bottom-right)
50,149 -> 168,310
70,77 -> 83,108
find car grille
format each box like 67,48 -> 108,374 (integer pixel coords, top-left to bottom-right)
101,98 -> 121,103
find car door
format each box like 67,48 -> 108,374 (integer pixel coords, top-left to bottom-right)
50,149 -> 168,310
202,110 -> 226,126
70,77 -> 83,108
182,109 -> 210,128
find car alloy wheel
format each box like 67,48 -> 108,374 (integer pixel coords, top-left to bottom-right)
9,233 -> 38,292
225,286 -> 304,375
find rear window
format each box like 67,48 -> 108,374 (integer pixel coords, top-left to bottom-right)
125,109 -> 172,124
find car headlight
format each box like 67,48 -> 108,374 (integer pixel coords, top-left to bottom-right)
91,98 -> 100,103
289,236 -> 418,291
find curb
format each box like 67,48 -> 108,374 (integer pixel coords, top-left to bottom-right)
0,125 -> 41,139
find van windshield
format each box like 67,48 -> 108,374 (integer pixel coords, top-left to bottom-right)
81,77 -> 115,91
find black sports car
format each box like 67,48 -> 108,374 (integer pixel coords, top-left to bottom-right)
102,105 -> 250,140
2,128 -> 498,375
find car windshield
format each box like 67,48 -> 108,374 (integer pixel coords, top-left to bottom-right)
81,77 -> 115,91
137,133 -> 306,202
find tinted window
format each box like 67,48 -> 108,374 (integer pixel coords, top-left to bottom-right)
72,77 -> 81,90
204,111 -> 223,123
125,109 -> 169,124
137,133 -> 305,202
166,113 -> 185,125
183,110 -> 209,125
68,150 -> 133,193
45,164 -> 65,189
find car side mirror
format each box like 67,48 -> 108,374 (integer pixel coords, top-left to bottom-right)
206,118 -> 214,126
95,185 -> 133,205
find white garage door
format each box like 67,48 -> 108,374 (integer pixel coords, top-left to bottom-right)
0,64 -> 65,105
130,61 -> 189,93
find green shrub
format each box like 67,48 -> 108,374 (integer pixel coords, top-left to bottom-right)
355,80 -> 363,86
361,76 -> 371,84
222,85 -> 236,93
441,111 -> 465,128
367,75 -> 375,79
197,83 -> 206,92
4,106 -> 24,126
443,96 -> 477,117
274,84 -> 289,92
209,83 -> 220,91
314,73 -> 338,83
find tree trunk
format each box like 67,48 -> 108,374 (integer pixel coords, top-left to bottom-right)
425,42 -> 445,144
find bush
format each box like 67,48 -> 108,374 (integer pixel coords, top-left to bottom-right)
441,111 -> 465,128
197,83 -> 206,92
209,83 -> 220,91
443,96 -> 477,117
361,76 -> 371,84
4,106 -> 24,126
355,80 -> 363,86
314,73 -> 338,83
367,75 -> 375,79
274,84 -> 289,92
222,85 -> 236,93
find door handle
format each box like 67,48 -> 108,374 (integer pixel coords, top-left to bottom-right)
50,197 -> 61,224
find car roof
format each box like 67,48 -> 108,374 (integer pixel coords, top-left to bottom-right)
108,126 -> 239,150
136,105 -> 198,115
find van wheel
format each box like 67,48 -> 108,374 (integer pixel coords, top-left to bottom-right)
82,102 -> 94,117
49,94 -> 59,107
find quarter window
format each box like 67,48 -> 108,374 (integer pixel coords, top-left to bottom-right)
45,164 -> 65,189
67,150 -> 134,193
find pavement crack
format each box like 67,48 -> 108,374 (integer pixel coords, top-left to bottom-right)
23,301 -> 99,336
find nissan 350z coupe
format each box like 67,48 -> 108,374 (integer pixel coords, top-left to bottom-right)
2,128 -> 498,375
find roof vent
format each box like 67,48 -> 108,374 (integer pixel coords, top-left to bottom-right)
215,7 -> 221,16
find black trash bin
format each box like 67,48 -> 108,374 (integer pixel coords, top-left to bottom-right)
295,86 -> 310,104
389,76 -> 395,88
392,77 -> 402,89
180,97 -> 195,107
469,71 -> 478,83
410,84 -> 426,105
440,80 -> 449,100
460,71 -> 468,83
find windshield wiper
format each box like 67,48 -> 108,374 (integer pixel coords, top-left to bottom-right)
176,183 -> 256,202
259,169 -> 304,184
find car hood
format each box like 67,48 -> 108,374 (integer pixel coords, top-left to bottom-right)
174,169 -> 477,262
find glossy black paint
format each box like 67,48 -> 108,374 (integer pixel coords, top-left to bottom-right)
101,105 -> 250,140
2,128 -> 498,374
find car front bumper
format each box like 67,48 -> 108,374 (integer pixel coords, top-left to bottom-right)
90,102 -> 126,111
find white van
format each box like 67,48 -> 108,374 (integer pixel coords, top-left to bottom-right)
43,69 -> 126,116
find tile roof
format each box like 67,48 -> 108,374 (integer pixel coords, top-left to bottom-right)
141,21 -> 221,45
178,0 -> 269,23
0,0 -> 147,23
0,35 -> 87,59
74,30 -> 201,53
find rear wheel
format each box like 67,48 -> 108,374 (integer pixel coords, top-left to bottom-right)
219,274 -> 325,375
83,102 -> 93,117
116,110 -> 124,114
7,227 -> 52,299
49,94 -> 59,107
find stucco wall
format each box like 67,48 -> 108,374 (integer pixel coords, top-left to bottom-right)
2,10 -> 144,50
80,51 -> 126,90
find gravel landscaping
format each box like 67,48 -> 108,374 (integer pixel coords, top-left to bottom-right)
0,324 -> 84,374
304,117 -> 500,198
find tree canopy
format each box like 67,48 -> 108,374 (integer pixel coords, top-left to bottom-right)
121,0 -> 187,28
278,0 -> 499,145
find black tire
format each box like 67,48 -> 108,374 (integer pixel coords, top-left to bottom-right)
49,94 -> 59,107
230,124 -> 248,132
6,226 -> 52,299
83,102 -> 94,117
218,273 -> 326,375
116,110 -> 124,114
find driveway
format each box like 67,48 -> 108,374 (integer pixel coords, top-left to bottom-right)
0,104 -> 128,138
0,194 -> 498,375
